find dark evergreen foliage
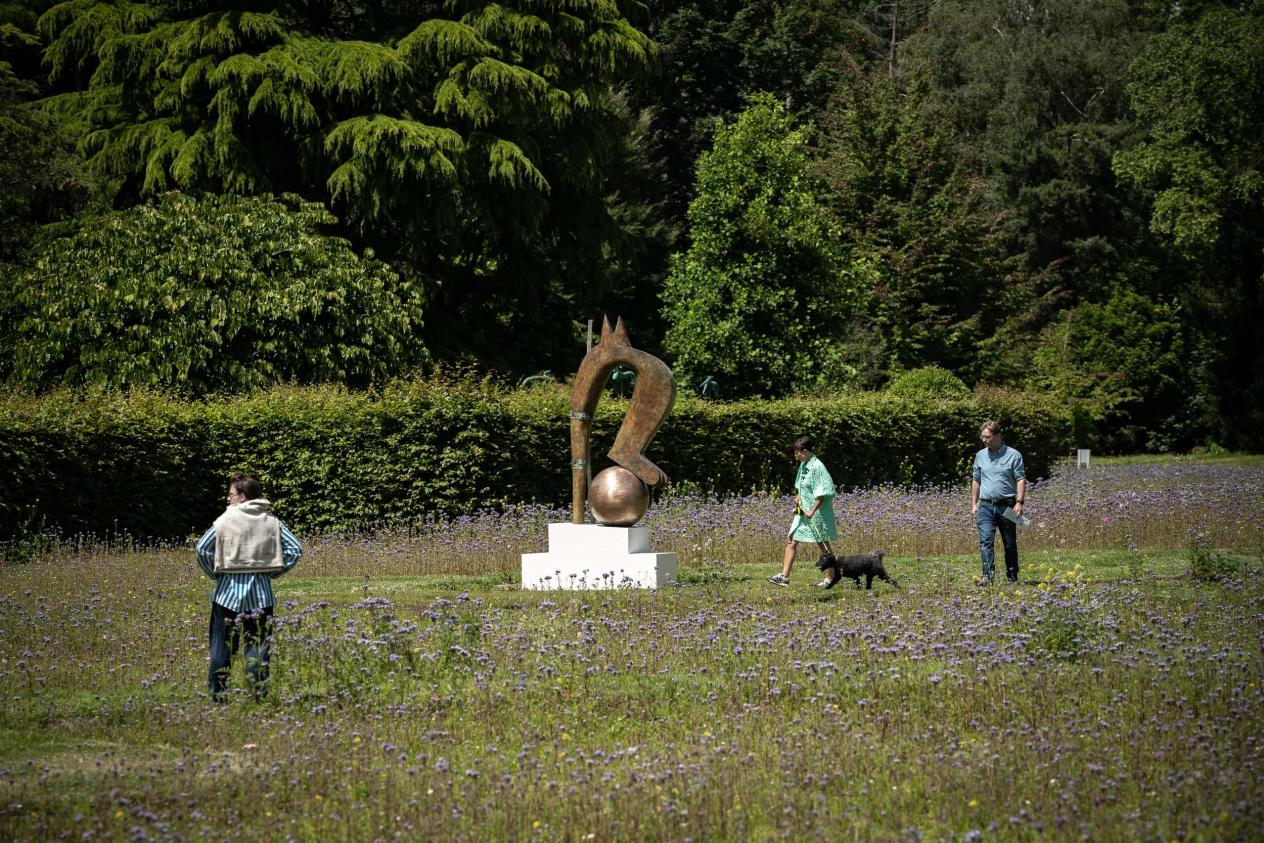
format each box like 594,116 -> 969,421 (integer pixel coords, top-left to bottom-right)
814,67 -> 1016,379
33,0 -> 665,373
1,0 -> 1261,451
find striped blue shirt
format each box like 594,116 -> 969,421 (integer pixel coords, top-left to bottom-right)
195,522 -> 303,612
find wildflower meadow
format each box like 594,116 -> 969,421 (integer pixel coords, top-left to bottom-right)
1,456 -> 1262,841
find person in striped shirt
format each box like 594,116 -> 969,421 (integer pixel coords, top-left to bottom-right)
196,473 -> 302,700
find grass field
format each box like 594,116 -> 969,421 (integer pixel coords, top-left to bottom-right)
1,459 -> 1262,841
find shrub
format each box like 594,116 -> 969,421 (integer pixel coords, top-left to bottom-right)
5,192 -> 428,394
1025,290 -> 1205,451
885,366 -> 970,398
0,379 -> 1071,539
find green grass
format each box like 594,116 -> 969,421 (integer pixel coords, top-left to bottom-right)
2,543 -> 1261,841
1079,451 -> 1264,466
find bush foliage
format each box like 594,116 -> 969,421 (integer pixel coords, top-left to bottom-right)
1025,289 -> 1202,450
886,366 -> 970,398
0,378 -> 1071,540
4,192 -> 427,393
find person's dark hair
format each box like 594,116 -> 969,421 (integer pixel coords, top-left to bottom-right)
229,473 -> 263,501
793,435 -> 813,453
980,420 -> 1003,437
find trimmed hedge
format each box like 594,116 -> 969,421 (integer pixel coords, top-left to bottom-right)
1,380 -> 1071,540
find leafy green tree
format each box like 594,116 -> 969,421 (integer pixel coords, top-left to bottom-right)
625,0 -> 873,222
662,95 -> 863,397
1113,3 -> 1264,447
1114,6 -> 1264,256
34,0 -> 659,373
916,0 -> 1153,305
0,0 -> 97,259
904,0 -> 1221,414
815,68 -> 1015,381
5,191 -> 427,393
1025,290 -> 1205,450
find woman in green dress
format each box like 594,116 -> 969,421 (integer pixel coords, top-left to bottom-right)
768,435 -> 838,587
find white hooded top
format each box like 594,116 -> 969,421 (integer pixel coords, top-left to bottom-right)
212,498 -> 284,574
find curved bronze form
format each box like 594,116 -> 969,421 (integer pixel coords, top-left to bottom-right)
570,317 -> 676,523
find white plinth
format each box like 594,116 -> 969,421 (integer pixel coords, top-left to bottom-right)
521,523 -> 677,590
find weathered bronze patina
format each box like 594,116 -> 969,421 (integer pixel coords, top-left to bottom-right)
570,317 -> 676,524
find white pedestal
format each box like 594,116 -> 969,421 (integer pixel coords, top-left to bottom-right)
520,523 -> 677,590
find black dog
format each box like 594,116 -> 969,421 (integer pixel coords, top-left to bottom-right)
816,550 -> 897,590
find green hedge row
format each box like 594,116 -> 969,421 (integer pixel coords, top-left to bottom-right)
1,379 -> 1071,540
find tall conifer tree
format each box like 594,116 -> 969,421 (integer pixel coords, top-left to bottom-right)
37,0 -> 658,370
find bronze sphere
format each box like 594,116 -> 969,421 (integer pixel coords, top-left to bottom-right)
588,466 -> 650,526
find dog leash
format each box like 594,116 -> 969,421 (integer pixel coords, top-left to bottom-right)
792,456 -> 833,549
795,502 -> 832,547
796,502 -> 844,589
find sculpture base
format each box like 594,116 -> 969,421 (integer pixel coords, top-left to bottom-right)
520,523 -> 677,590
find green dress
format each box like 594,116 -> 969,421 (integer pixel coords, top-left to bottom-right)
790,454 -> 837,542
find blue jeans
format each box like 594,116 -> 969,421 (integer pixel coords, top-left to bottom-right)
976,501 -> 1018,582
208,602 -> 273,699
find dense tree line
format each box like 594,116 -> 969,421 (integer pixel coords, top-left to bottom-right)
655,0 -> 1263,450
0,0 -> 1261,450
2,0 -> 665,376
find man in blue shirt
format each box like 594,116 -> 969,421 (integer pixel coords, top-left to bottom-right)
196,473 -> 302,700
971,421 -> 1026,585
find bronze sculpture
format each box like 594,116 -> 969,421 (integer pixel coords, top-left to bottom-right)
587,465 -> 651,526
569,317 -> 676,526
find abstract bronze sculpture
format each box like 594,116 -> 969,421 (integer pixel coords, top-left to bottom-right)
520,317 -> 678,588
570,317 -> 676,526
587,466 -> 650,526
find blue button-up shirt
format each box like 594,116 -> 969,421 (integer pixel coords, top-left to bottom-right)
972,444 -> 1026,500
195,523 -> 303,612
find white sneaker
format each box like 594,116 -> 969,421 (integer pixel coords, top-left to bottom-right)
767,574 -> 790,586
815,577 -> 831,588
